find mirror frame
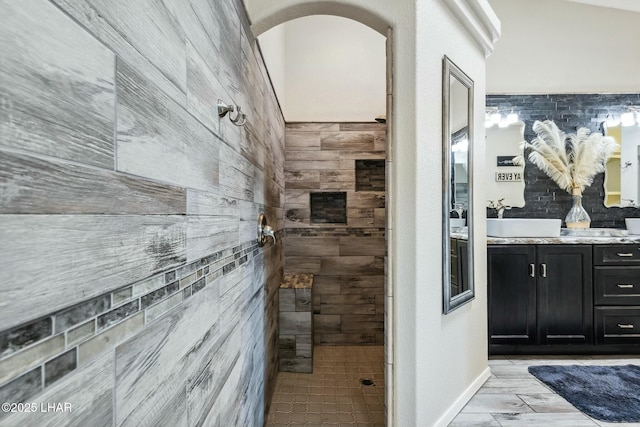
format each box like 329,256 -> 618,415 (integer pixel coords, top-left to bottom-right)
442,55 -> 475,314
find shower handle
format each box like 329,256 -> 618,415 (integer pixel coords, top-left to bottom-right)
257,213 -> 276,246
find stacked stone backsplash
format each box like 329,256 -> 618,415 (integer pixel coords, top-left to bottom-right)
0,1 -> 284,426
284,123 -> 386,346
487,94 -> 640,228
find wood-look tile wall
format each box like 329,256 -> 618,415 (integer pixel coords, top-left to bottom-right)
0,1 -> 283,425
284,123 -> 386,345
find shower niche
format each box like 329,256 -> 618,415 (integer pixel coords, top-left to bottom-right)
310,192 -> 347,223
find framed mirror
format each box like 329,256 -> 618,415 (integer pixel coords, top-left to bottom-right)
603,123 -> 640,208
442,56 -> 474,314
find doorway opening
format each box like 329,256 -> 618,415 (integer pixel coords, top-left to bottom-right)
255,12 -> 395,427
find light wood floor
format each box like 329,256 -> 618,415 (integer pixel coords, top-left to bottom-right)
449,355 -> 640,427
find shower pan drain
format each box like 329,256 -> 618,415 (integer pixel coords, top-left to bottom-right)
360,378 -> 375,386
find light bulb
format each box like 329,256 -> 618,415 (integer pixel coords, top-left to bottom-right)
621,112 -> 635,127
490,113 -> 501,124
506,113 -> 518,124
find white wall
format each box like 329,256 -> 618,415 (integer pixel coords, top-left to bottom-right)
258,15 -> 386,122
243,0 -> 496,425
488,0 -> 640,94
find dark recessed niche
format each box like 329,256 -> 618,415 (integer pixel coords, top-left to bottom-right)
355,160 -> 385,192
310,192 -> 347,224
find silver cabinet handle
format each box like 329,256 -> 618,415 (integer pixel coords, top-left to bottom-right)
617,253 -> 634,257
618,323 -> 635,329
540,263 -> 547,278
529,264 -> 535,278
617,284 -> 635,289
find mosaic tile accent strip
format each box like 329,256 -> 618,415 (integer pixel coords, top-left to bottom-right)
286,227 -> 386,238
356,159 -> 385,192
0,239 -> 262,411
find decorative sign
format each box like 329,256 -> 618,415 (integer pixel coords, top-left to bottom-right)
495,171 -> 523,182
497,156 -> 517,167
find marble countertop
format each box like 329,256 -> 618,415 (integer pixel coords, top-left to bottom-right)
450,227 -> 640,244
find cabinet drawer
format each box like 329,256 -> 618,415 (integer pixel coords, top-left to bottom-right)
594,245 -> 640,265
595,307 -> 640,344
594,267 -> 640,305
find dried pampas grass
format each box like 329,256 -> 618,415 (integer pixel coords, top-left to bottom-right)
516,120 -> 618,193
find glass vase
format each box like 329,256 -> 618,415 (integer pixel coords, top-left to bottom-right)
565,188 -> 591,229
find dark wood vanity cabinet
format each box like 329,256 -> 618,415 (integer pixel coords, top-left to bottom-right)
593,245 -> 640,344
488,245 -> 593,351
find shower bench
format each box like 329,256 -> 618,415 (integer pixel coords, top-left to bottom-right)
278,273 -> 314,373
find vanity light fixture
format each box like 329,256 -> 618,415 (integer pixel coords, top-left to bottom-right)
485,108 -> 519,128
621,112 -> 635,127
217,99 -> 247,126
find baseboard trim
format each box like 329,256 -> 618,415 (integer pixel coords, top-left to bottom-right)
433,366 -> 491,427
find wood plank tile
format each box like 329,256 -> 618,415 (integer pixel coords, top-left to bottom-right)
339,237 -> 385,256
286,123 -> 340,131
285,160 -> 341,171
285,151 -> 341,161
114,281 -> 224,426
286,237 -> 339,257
116,60 -> 220,193
186,189 -> 239,217
1,0 -> 115,168
286,132 -> 321,151
0,215 -> 186,330
0,353 -> 113,427
285,190 -> 311,207
284,257 -> 321,274
186,217 -> 239,262
0,150 -> 186,214
320,256 -> 383,276
348,192 -> 386,209
320,132 -> 375,151
52,0 -> 186,103
219,143 -> 256,202
339,123 -> 386,132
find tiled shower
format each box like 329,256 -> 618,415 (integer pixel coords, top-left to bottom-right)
0,1 -> 387,426
1,0 -> 284,425
283,123 -> 386,346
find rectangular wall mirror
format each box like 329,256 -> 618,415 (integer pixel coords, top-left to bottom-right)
604,123 -> 640,207
442,56 -> 475,314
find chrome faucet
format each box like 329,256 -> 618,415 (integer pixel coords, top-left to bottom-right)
488,198 -> 511,219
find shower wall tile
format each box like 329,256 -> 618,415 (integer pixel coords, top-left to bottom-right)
0,150 -> 187,215
116,60 -> 220,193
284,123 -> 386,345
1,0 -> 283,424
0,318 -> 52,358
0,335 -> 65,386
0,0 -> 115,169
0,353 -> 113,427
0,215 -> 186,330
51,0 -> 186,103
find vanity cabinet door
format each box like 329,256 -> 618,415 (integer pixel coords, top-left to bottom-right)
537,245 -> 593,345
488,245 -> 536,345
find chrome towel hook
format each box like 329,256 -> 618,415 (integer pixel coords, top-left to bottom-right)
217,100 -> 247,126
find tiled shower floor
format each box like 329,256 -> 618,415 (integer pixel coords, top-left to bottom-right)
266,345 -> 385,426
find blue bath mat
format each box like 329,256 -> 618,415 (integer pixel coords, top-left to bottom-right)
528,364 -> 640,422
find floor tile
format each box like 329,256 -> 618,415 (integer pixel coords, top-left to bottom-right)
492,412 -> 599,426
448,413 -> 501,426
517,393 -> 579,413
461,394 -> 533,413
266,345 -> 384,427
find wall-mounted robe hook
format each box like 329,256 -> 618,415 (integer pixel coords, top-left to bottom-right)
217,100 -> 247,126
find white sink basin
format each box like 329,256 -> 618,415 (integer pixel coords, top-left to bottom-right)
450,218 -> 466,229
487,218 -> 562,238
626,218 -> 640,235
